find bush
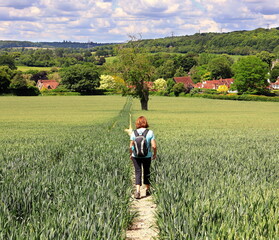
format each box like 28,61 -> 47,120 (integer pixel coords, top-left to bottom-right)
179,92 -> 187,97
150,90 -> 168,96
172,83 -> 185,96
190,88 -> 220,95
203,88 -> 219,95
166,79 -> 175,94
153,78 -> 167,92
11,85 -> 40,96
41,91 -> 80,96
40,85 -> 80,96
191,93 -> 279,102
189,88 -> 202,96
50,86 -> 70,92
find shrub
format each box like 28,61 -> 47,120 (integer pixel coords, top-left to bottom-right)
191,93 -> 279,102
12,85 -> 40,96
172,83 -> 185,96
189,88 -> 202,96
203,88 -> 219,94
217,85 -> 229,93
153,78 -> 167,92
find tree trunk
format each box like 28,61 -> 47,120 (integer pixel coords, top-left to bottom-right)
140,98 -> 148,110
140,90 -> 149,110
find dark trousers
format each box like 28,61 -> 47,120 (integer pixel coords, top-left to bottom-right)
132,157 -> 151,186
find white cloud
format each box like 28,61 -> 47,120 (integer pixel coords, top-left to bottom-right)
0,0 -> 278,42
0,0 -> 37,9
10,7 -> 42,18
0,7 -> 40,21
112,7 -> 132,18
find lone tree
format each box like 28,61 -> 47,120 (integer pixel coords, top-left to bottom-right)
110,46 -> 154,110
232,56 -> 269,94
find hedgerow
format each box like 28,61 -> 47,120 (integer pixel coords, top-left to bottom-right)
191,93 -> 279,102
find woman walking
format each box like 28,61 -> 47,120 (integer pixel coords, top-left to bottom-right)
129,116 -> 157,199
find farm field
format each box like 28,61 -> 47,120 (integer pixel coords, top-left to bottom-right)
0,95 -> 278,239
133,97 -> 279,239
104,56 -> 117,64
16,66 -> 54,72
0,96 -> 133,239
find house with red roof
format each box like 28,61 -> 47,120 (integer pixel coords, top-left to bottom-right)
194,78 -> 234,89
173,76 -> 195,89
36,80 -> 59,90
269,78 -> 279,90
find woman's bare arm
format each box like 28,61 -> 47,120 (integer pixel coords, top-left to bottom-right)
129,140 -> 134,159
151,139 -> 157,160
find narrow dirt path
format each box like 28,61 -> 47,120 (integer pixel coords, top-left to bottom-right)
126,187 -> 158,240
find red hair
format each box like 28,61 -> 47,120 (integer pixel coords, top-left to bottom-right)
135,116 -> 149,129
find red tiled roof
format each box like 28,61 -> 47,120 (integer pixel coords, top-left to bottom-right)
195,82 -> 202,88
37,80 -> 59,90
194,78 -> 234,89
173,76 -> 194,88
269,79 -> 279,89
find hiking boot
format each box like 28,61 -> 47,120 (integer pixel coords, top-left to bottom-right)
146,189 -> 151,197
134,191 -> 140,199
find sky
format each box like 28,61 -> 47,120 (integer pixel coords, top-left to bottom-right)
0,0 -> 278,43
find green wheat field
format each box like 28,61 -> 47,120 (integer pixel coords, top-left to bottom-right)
0,96 -> 278,239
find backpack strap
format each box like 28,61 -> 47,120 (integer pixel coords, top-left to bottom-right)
134,129 -> 149,137
134,130 -> 139,137
142,129 -> 149,137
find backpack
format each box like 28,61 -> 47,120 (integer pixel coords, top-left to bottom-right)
133,129 -> 149,157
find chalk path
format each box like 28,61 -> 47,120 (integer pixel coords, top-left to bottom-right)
126,187 -> 158,240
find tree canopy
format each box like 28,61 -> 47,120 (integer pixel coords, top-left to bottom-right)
208,56 -> 233,79
232,56 -> 269,94
125,28 -> 279,55
270,64 -> 279,82
60,63 -> 100,94
0,54 -> 16,70
0,67 -> 11,93
107,47 -> 154,110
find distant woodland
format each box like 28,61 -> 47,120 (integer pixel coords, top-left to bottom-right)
124,27 -> 279,55
0,40 -> 112,49
1,27 -> 279,56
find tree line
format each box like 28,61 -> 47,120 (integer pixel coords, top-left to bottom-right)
122,27 -> 279,56
1,27 -> 279,56
1,48 -> 109,67
0,40 -> 112,49
0,31 -> 279,109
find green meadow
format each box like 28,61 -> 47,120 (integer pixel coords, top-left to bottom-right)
16,66 -> 53,72
0,95 -> 279,239
104,56 -> 117,64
